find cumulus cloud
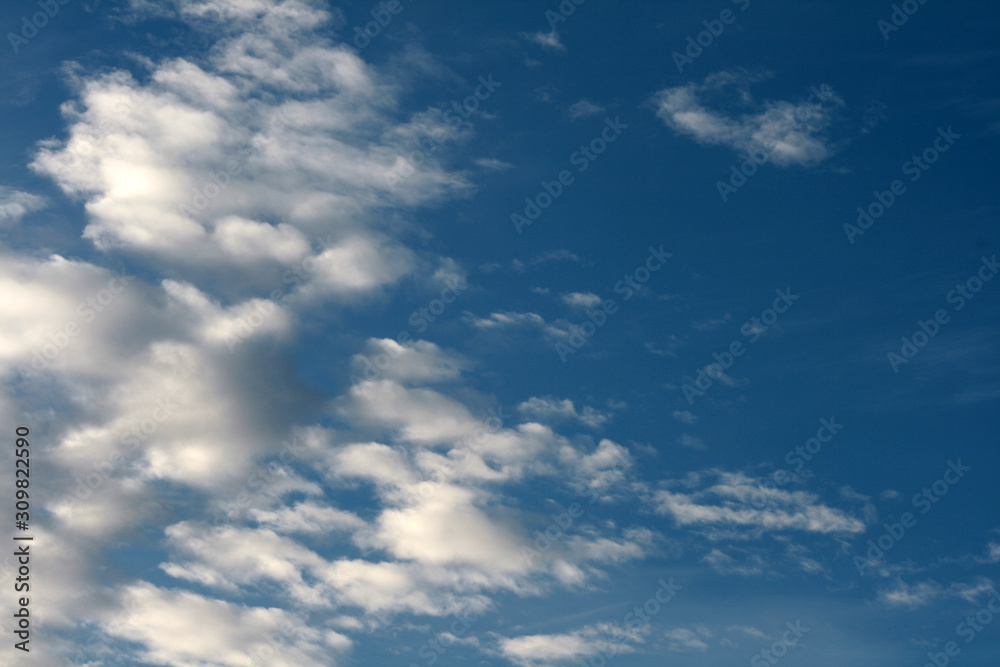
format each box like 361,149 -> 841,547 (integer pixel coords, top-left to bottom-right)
30,0 -> 466,297
462,310 -> 578,346
103,582 -> 350,667
557,438 -> 632,500
249,501 -> 366,534
703,547 -> 767,576
0,2 -> 534,663
0,3 -> 894,666
652,71 -> 844,167
561,291 -> 602,309
350,338 -> 466,384
0,186 -> 46,226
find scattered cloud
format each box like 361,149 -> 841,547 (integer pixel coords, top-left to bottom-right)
672,410 -> 698,424
518,396 -> 611,428
497,622 -> 642,666
0,186 -> 46,225
877,578 -> 996,610
568,99 -> 606,120
521,29 -> 565,51
678,433 -> 706,450
462,310 -> 574,343
703,547 -> 767,576
652,470 -> 867,535
691,313 -> 732,331
475,157 -> 515,171
665,626 -> 712,652
561,292 -> 602,309
651,71 -> 844,167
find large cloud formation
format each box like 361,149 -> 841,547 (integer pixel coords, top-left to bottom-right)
0,2 -> 661,665
0,3 -> 879,666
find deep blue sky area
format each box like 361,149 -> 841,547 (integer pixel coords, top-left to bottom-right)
0,1 -> 998,666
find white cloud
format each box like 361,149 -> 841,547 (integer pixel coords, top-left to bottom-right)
787,543 -> 826,574
557,438 -> 632,499
518,396 -> 610,428
475,157 -> 514,170
0,3 -> 880,665
30,2 -> 467,297
351,338 -> 466,384
462,310 -> 579,347
652,470 -> 866,535
568,99 -> 605,119
104,582 -> 349,667
877,577 -> 996,610
464,310 -> 547,329
665,626 -> 711,651
561,291 -> 602,309
699,364 -> 748,388
357,484 -> 530,572
249,501 -> 366,534
703,547 -> 767,576
678,433 -> 706,450
652,71 -> 844,167
497,622 -> 642,666
521,30 -> 565,51
339,379 -> 480,444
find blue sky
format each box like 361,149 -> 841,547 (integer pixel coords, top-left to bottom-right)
1,0 -> 999,665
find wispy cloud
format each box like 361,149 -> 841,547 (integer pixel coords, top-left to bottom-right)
521,29 -> 565,51
652,470 -> 867,535
665,626 -> 712,652
651,71 -> 844,167
518,396 -> 612,428
568,99 -> 606,119
678,433 -> 706,450
672,410 -> 698,424
877,577 -> 996,610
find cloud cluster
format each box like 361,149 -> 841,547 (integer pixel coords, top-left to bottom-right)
1,1 -> 970,665
30,0 -> 466,298
0,1 -> 654,663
